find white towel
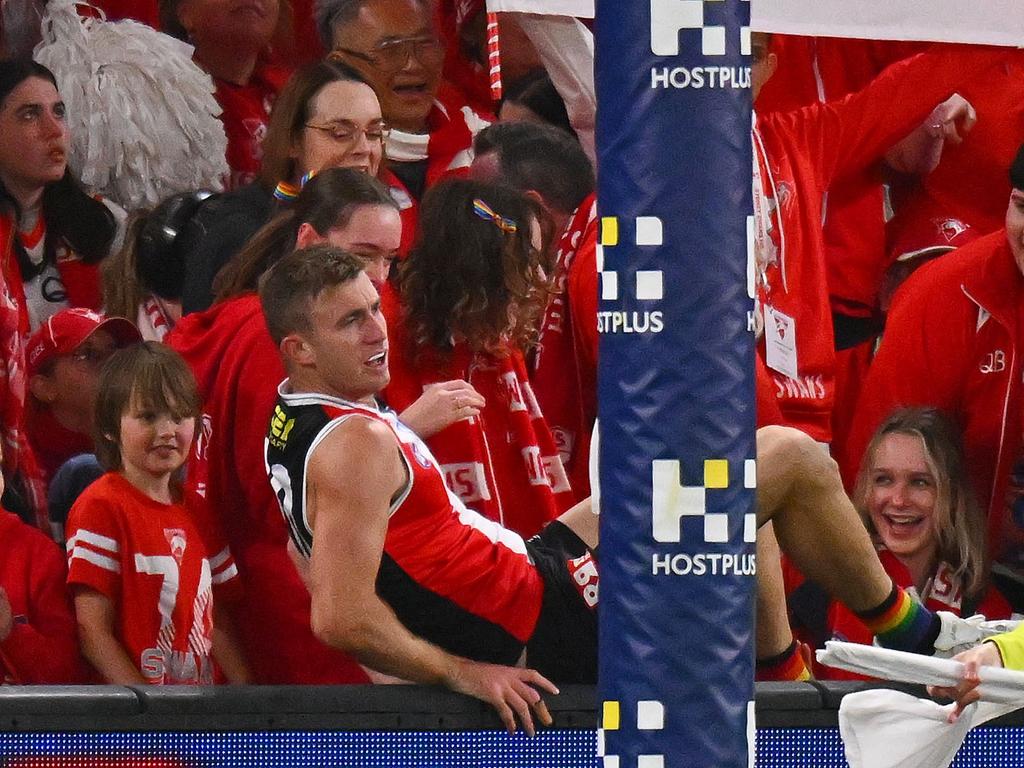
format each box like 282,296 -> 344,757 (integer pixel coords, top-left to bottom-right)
816,642 -> 1024,768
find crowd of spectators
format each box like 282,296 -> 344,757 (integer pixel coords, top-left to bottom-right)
0,0 -> 1022,699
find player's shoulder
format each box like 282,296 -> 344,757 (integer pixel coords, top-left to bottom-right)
320,412 -> 398,455
308,414 -> 406,495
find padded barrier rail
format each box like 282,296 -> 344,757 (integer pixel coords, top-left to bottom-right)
3,682 -> 1024,732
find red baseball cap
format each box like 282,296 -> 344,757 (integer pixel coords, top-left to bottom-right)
891,215 -> 980,263
26,308 -> 141,377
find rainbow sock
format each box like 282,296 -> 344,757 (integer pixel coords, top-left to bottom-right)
756,640 -> 812,682
856,584 -> 940,655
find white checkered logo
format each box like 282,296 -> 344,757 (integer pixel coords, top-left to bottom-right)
650,0 -> 751,57
651,458 -> 757,544
597,216 -> 664,302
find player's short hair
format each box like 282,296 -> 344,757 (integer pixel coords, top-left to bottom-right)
259,244 -> 366,345
473,122 -> 594,216
1010,141 -> 1024,191
94,342 -> 201,471
750,31 -> 773,63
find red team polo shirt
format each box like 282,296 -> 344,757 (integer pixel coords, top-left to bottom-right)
66,473 -> 238,685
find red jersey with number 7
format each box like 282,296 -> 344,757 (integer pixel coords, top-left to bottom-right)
65,473 -> 239,684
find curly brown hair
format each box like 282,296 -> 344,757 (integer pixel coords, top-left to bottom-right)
398,179 -> 550,357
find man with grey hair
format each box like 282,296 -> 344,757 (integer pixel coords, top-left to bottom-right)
316,0 -> 489,205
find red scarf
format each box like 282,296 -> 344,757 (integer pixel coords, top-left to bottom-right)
0,215 -> 56,528
529,195 -> 596,500
380,168 -> 418,259
385,84 -> 490,186
382,284 -> 571,538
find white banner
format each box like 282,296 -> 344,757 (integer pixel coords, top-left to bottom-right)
487,0 -> 593,18
750,0 -> 1023,46
488,0 -> 1022,45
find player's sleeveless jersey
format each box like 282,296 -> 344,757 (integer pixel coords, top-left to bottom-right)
265,383 -> 546,665
65,473 -> 238,684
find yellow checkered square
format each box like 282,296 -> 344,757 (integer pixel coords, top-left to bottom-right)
600,217 -> 619,246
704,459 -> 728,489
602,700 -> 621,730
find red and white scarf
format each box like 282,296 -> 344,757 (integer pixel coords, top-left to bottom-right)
138,294 -> 175,342
382,284 -> 572,538
383,88 -> 490,257
385,85 -> 490,186
529,194 -> 597,500
0,215 -> 52,529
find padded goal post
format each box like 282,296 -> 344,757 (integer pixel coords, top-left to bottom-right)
594,1 -> 758,766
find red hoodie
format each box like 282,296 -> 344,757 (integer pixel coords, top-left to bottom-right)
846,231 -> 1024,567
755,45 -> 1014,442
889,57 -> 1024,259
166,295 -> 368,684
0,510 -> 83,683
756,35 -> 923,317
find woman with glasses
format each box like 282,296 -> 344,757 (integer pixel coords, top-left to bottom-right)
179,60 -> 392,313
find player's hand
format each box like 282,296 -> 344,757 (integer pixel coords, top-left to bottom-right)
446,658 -> 559,736
400,380 -> 486,439
927,641 -> 1003,723
0,587 -> 13,642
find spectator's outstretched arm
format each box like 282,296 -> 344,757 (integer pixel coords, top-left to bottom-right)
72,587 -> 146,684
399,380 -> 486,439
306,417 -> 557,736
885,93 -> 977,175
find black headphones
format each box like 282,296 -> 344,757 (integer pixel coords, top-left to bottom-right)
136,190 -> 216,300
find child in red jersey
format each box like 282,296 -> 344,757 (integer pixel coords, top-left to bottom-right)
66,342 -> 249,684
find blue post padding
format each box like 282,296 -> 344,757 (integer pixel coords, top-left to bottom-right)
594,1 -> 757,766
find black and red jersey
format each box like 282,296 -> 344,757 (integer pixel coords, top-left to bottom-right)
264,382 -> 546,665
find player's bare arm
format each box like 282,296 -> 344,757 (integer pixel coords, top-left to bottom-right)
305,416 -> 557,735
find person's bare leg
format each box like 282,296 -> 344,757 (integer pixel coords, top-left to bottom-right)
755,425 -> 890,613
557,497 -> 597,551
756,522 -> 794,659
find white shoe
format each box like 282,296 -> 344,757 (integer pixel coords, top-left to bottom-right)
933,612 -> 1021,657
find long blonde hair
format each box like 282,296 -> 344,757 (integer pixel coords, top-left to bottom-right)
852,406 -> 988,600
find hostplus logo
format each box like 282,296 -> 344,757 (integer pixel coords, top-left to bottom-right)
649,0 -> 752,90
598,699 -> 756,768
650,457 -> 757,576
597,215 -> 665,336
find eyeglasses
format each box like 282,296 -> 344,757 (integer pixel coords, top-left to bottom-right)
305,120 -> 390,145
334,35 -> 443,73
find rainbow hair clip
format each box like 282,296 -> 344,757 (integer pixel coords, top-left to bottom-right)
273,170 -> 318,202
472,198 -> 518,233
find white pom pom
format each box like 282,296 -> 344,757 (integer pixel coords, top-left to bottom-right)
34,0 -> 229,211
